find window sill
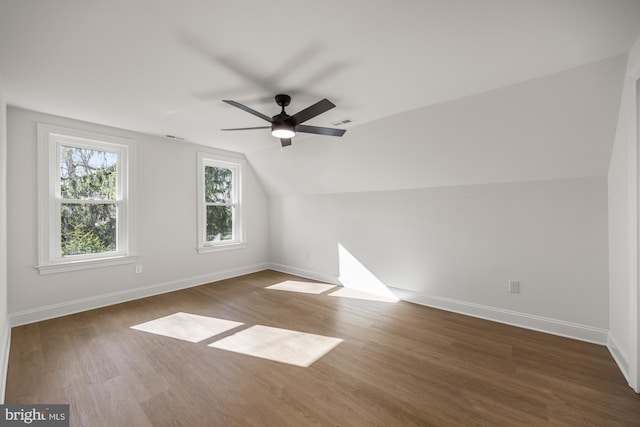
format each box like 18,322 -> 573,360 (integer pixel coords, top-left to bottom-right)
36,255 -> 137,275
197,242 -> 246,254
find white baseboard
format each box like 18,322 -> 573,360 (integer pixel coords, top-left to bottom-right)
607,334 -> 630,384
9,263 -> 269,327
8,261 -> 610,347
267,263 -> 608,345
0,320 -> 10,404
391,287 -> 608,345
268,263 -> 341,286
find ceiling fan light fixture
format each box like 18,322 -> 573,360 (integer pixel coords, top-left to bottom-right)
271,123 -> 295,139
223,94 -> 345,145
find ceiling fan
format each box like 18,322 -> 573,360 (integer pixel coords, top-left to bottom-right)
221,94 -> 346,147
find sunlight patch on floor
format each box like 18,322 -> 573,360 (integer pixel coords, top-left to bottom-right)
328,287 -> 400,302
208,325 -> 343,367
130,312 -> 244,343
266,280 -> 337,294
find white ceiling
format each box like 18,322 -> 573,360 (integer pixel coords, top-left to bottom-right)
248,55 -> 626,195
1,0 -> 640,154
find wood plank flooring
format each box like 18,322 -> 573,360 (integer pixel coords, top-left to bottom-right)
5,270 -> 640,426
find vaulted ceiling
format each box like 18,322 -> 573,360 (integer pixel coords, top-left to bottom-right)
1,0 -> 639,193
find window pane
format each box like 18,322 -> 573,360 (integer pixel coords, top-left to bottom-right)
60,145 -> 117,200
205,166 -> 233,203
61,203 -> 117,256
206,205 -> 233,242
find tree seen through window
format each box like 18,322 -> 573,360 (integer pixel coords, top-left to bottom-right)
205,166 -> 234,242
59,146 -> 118,256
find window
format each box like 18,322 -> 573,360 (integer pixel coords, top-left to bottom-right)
197,152 -> 245,252
37,124 -> 136,274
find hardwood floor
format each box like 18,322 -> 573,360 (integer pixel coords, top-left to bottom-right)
6,270 -> 640,426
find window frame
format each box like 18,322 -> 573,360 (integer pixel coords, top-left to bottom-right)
37,123 -> 136,274
196,151 -> 246,253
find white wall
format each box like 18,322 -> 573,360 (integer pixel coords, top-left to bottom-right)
269,177 -> 609,342
608,38 -> 640,392
6,107 -> 270,324
256,57 -> 620,345
0,75 -> 9,402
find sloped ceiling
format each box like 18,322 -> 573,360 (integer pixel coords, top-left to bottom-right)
0,0 -> 638,193
248,55 -> 627,195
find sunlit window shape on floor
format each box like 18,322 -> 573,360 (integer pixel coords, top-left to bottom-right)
208,325 -> 343,367
130,312 -> 244,343
335,243 -> 399,302
266,280 -> 336,294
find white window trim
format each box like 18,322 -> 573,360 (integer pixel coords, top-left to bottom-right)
196,151 -> 246,254
36,123 -> 137,274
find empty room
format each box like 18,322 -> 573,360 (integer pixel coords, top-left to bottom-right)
1,0 -> 640,425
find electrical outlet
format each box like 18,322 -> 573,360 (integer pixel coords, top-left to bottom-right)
508,280 -> 520,294
135,264 -> 143,274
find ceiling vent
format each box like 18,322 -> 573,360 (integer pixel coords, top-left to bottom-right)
331,118 -> 354,127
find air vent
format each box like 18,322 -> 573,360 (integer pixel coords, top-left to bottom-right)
330,118 -> 354,127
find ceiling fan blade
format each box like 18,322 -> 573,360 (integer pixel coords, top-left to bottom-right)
223,100 -> 273,122
280,138 -> 292,147
221,126 -> 271,131
296,124 -> 346,137
290,98 -> 335,124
